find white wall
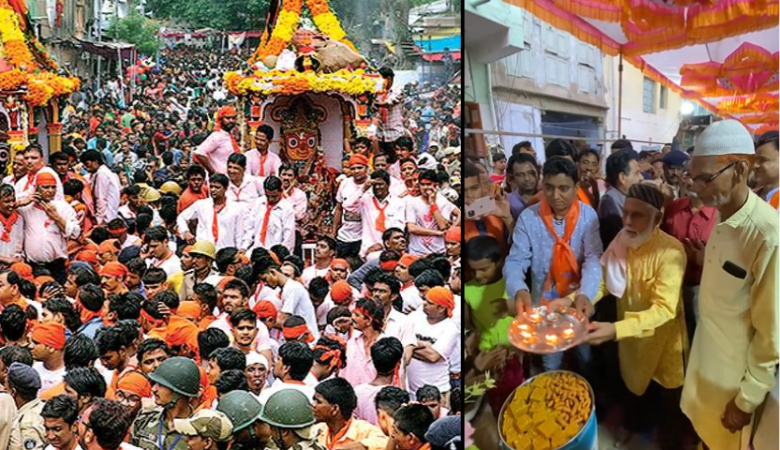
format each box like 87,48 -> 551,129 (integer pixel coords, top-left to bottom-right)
493,99 -> 544,162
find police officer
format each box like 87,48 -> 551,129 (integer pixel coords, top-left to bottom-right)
173,409 -> 233,450
130,357 -> 200,450
216,390 -> 270,450
260,389 -> 325,450
6,363 -> 46,450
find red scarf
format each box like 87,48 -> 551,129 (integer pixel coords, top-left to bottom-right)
326,418 -> 353,450
0,212 -> 19,242
24,167 -> 42,192
373,197 -> 388,232
212,203 -> 226,243
259,202 -> 273,246
258,152 -> 268,176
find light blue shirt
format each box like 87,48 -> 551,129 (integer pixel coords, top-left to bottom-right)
504,200 -> 603,305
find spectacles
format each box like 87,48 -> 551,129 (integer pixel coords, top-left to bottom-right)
690,161 -> 737,188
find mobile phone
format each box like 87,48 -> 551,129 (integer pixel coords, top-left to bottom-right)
465,196 -> 496,219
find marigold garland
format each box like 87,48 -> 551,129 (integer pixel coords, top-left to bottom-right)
224,69 -> 381,97
0,3 -> 80,105
257,1 -> 302,61
305,0 -> 356,51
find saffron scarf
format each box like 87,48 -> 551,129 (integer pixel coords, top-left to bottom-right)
539,198 -> 581,298
0,211 -> 19,242
577,187 -> 595,208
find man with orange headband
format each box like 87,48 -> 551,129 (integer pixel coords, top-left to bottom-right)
395,254 -> 420,311
444,226 -> 460,267
255,256 -> 319,340
343,169 -> 407,259
116,371 -> 152,419
100,262 -> 129,296
333,154 -> 370,258
245,124 -> 282,177
97,239 -> 121,266
0,184 -> 24,267
341,298 -> 387,387
193,105 -> 241,175
16,172 -> 80,284
14,144 -> 64,203
30,321 -> 67,391
405,286 -> 459,404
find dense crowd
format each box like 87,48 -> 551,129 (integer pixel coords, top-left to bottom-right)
0,45 -> 463,450
463,126 -> 779,450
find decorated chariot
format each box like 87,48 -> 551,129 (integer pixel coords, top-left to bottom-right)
223,0 -> 386,237
0,0 -> 80,167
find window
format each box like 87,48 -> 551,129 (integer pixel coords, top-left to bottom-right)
659,86 -> 667,109
643,77 -> 655,113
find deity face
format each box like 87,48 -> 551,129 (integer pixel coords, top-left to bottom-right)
284,131 -> 318,161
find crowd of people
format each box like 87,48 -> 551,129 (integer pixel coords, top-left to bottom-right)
0,45 -> 463,450
463,124 -> 779,450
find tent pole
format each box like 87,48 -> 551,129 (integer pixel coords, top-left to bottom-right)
617,51 -> 623,138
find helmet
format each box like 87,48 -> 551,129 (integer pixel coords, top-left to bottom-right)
217,391 -> 263,432
148,357 -> 200,398
159,181 -> 183,196
143,188 -> 161,202
259,389 -> 315,429
189,241 -> 216,259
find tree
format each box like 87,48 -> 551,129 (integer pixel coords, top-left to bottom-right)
108,13 -> 163,55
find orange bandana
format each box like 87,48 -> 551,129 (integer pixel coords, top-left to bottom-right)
100,262 -> 128,278
426,286 -> 454,318
36,172 -> 57,186
10,262 -> 32,281
330,281 -> 353,306
31,322 -> 67,350
252,300 -> 278,320
283,324 -> 314,343
539,198 -> 582,298
117,371 -> 152,398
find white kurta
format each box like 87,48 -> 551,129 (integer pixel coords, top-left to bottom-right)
242,197 -> 296,253
89,165 -> 121,225
227,175 -> 265,206
342,190 -> 406,258
283,186 -> 308,222
176,198 -> 246,250
18,201 -> 80,263
245,150 -> 282,178
0,214 -> 25,261
681,192 -> 779,450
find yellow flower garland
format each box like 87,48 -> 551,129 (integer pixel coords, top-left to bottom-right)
305,0 -> 356,51
0,5 -> 80,106
224,69 -> 380,97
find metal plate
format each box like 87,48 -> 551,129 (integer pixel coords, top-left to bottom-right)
507,306 -> 589,354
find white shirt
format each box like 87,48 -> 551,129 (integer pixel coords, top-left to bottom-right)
389,176 -> 407,197
14,167 -> 64,202
0,212 -> 24,261
401,285 -> 423,313
89,165 -> 121,225
148,252 -> 182,278
406,311 -> 459,394
283,186 -> 307,222
245,150 -> 282,178
301,265 -> 329,288
336,178 -> 365,243
343,190 -> 406,258
32,361 -> 66,392
242,197 -> 296,253
385,308 -> 415,347
258,378 -> 315,404
280,278 -> 320,339
177,198 -> 246,250
405,193 -> 456,256
227,175 -> 265,206
18,200 -> 80,263
316,298 -> 334,327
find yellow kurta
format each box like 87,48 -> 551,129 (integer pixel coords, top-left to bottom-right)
592,228 -> 689,396
680,191 -> 780,450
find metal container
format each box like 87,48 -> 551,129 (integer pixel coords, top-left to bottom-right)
497,370 -> 598,450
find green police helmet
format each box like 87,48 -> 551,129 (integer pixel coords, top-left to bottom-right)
217,391 -> 263,433
147,356 -> 200,398
259,389 -> 316,429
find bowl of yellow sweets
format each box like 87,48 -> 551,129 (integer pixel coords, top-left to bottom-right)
497,371 -> 597,450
